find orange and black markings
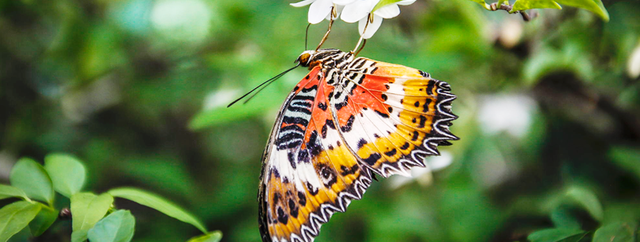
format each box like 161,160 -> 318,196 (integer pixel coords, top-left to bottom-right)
258,49 -> 458,242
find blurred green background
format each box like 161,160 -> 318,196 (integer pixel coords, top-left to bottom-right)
1,0 -> 640,241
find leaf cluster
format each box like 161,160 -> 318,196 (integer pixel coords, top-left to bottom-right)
469,0 -> 609,21
0,154 -> 220,242
528,187 -> 638,242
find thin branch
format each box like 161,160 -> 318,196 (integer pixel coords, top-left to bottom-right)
489,2 -> 538,22
519,10 -> 538,21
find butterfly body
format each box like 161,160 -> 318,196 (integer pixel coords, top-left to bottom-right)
258,49 -> 458,242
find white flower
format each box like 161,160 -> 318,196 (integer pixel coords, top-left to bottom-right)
291,0 -> 415,39
341,0 -> 415,39
291,0 -> 340,24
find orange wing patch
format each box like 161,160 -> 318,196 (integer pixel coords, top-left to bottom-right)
334,59 -> 458,177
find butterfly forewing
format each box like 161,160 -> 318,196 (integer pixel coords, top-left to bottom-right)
259,66 -> 372,242
259,50 -> 458,242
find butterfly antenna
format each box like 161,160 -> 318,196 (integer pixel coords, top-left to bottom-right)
227,64 -> 300,107
305,23 -> 311,50
315,5 -> 337,51
241,65 -> 296,104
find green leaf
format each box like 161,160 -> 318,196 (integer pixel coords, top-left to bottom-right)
558,232 -> 591,242
87,210 -> 135,242
0,184 -> 28,201
107,188 -> 207,233
551,206 -> 581,230
28,204 -> 58,236
609,146 -> 640,181
0,201 -> 41,242
555,0 -> 609,21
71,229 -> 90,242
10,158 -> 55,205
44,153 -> 86,198
527,228 -> 584,242
565,186 -> 603,221
512,0 -> 562,11
70,192 -> 114,242
187,231 -> 223,242
373,0 -> 404,12
511,0 -> 608,21
592,222 -> 637,242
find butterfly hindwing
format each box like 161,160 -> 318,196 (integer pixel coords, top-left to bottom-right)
259,66 -> 372,242
330,57 -> 458,177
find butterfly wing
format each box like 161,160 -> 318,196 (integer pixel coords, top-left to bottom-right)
329,58 -> 458,177
259,54 -> 458,242
259,67 -> 373,242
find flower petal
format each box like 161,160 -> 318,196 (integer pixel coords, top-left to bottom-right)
308,0 -> 334,24
374,3 -> 400,18
326,4 -> 345,20
341,0 -> 378,23
290,0 -> 316,7
332,0 -> 357,5
397,0 -> 416,5
358,14 -> 383,39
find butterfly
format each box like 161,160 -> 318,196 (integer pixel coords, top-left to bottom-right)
257,48 -> 458,242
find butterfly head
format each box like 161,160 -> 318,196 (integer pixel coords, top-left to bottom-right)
296,49 -> 348,69
296,50 -> 315,67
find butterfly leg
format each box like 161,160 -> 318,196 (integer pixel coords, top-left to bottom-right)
315,5 -> 337,51
352,13 -> 372,56
354,38 -> 366,56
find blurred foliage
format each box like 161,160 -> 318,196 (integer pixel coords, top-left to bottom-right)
0,154 -> 214,242
1,0 -> 640,241
471,0 -> 609,21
